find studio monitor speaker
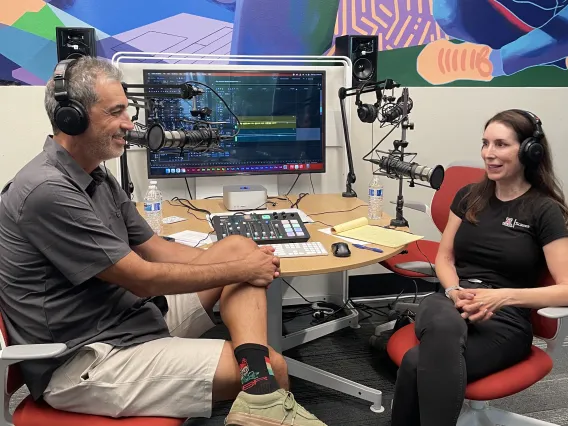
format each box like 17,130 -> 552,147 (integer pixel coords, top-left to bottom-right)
56,27 -> 97,62
334,35 -> 378,87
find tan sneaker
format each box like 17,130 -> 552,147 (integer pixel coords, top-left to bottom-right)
225,389 -> 327,425
417,39 -> 494,85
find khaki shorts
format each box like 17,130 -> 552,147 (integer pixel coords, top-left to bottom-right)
43,293 -> 225,418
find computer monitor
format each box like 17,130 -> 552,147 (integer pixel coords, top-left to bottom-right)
143,69 -> 326,178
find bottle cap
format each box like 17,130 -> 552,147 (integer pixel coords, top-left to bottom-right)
150,180 -> 157,185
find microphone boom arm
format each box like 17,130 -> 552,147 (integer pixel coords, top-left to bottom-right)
390,88 -> 411,228
122,82 -> 204,100
337,78 -> 401,198
338,88 -> 357,197
339,78 -> 400,99
118,79 -> 236,199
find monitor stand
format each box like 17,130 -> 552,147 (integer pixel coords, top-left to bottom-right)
195,175 -> 279,200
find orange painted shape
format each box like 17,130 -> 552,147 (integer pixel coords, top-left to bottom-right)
0,0 -> 45,25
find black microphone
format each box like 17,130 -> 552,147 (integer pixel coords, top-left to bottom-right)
380,95 -> 414,123
124,123 -> 222,152
373,155 -> 445,190
122,130 -> 147,146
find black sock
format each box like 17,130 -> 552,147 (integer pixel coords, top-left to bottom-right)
234,343 -> 280,395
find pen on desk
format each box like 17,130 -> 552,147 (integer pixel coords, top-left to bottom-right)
352,243 -> 383,253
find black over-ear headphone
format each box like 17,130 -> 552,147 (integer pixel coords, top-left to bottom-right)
512,109 -> 544,166
355,81 -> 380,123
53,59 -> 89,136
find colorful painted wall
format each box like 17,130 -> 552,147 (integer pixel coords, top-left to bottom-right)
1,0 -> 567,87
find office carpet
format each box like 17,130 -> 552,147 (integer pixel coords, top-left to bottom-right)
9,304 -> 568,425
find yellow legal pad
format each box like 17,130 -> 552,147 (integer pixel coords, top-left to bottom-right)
331,217 -> 424,248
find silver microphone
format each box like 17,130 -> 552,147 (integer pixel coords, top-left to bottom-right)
374,155 -> 445,190
124,123 -> 222,152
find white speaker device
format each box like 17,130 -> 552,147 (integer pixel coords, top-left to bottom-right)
223,185 -> 268,211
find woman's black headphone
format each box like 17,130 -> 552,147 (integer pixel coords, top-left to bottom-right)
53,59 -> 90,136
512,109 -> 544,166
355,81 -> 380,123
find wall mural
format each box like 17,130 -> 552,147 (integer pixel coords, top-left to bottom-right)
1,0 -> 566,87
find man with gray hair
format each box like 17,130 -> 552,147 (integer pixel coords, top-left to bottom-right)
0,56 -> 325,426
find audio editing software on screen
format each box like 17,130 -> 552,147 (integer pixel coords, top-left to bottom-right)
143,70 -> 326,178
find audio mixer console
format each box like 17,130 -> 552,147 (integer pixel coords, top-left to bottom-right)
211,211 -> 310,244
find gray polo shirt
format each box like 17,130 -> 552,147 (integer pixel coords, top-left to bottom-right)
0,137 -> 170,401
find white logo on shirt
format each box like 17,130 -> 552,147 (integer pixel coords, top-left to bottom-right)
502,217 -> 530,229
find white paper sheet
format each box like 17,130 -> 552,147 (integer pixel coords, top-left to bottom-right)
162,215 -> 187,224
318,228 -> 369,245
168,230 -> 213,247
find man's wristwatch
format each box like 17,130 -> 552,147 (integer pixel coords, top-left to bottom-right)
444,285 -> 462,299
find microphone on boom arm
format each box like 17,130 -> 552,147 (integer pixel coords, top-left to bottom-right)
370,154 -> 444,190
124,123 -> 222,152
378,95 -> 414,124
121,78 -> 240,154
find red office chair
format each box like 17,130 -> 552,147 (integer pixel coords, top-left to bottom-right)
0,314 -> 184,426
387,269 -> 568,426
380,161 -> 486,280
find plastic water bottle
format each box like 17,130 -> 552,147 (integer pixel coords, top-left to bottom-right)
144,180 -> 163,235
368,175 -> 383,220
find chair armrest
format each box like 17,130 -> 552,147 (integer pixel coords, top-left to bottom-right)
1,343 -> 67,361
536,307 -> 568,319
390,200 -> 429,214
394,261 -> 436,277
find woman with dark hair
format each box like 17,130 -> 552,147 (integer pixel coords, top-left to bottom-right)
390,109 -> 568,426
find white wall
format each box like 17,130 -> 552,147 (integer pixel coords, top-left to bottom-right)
2,85 -> 567,293
0,87 -> 55,181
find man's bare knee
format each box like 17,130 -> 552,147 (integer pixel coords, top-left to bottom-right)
193,235 -> 257,265
221,235 -> 258,252
209,235 -> 257,262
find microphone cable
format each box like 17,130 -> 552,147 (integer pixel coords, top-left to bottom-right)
184,177 -> 193,200
168,197 -> 212,219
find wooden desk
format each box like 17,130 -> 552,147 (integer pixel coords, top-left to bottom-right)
141,193 -> 404,414
157,193 -> 405,277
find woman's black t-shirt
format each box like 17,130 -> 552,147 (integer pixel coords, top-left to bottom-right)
450,184 -> 568,319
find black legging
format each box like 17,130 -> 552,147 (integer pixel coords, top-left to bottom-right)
391,287 -> 533,426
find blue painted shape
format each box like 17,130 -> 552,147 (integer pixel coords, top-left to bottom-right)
231,0 -> 339,55
47,4 -> 110,40
97,35 -> 141,56
0,26 -> 56,80
207,0 -> 236,12
47,0 -> 234,35
0,54 -> 22,83
492,0 -> 567,28
97,36 -> 168,64
24,42 -> 58,82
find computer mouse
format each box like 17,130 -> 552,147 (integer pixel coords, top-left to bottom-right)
331,242 -> 351,258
